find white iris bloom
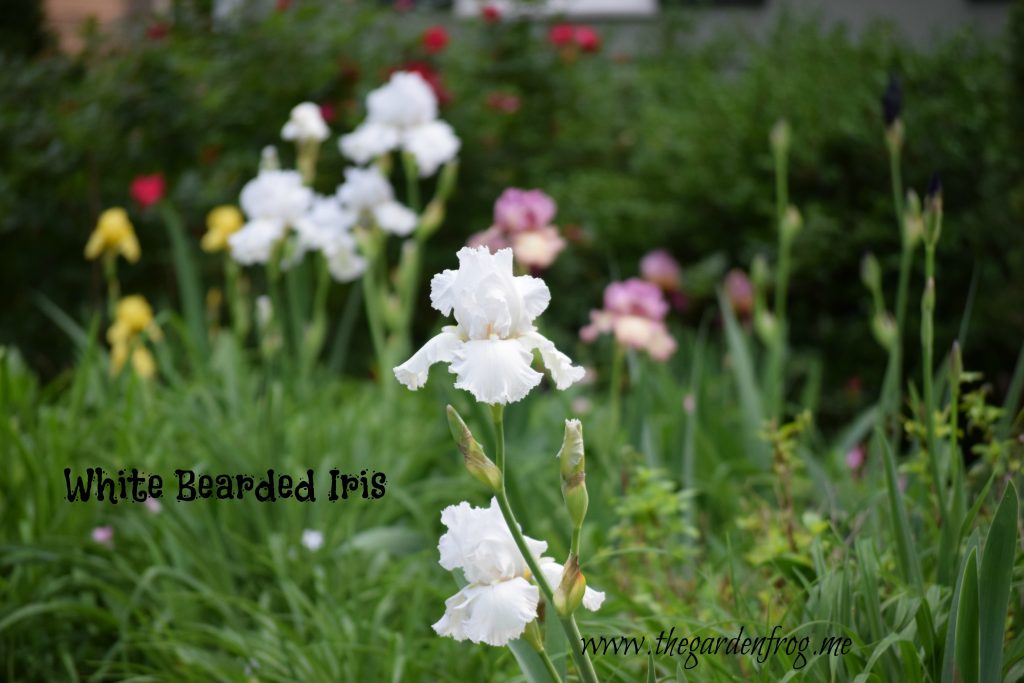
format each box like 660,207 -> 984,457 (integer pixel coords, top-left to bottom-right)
230,169 -> 313,265
393,246 -> 584,405
336,167 -> 417,237
289,196 -> 366,282
339,71 -> 460,177
281,102 -> 330,143
432,498 -> 604,646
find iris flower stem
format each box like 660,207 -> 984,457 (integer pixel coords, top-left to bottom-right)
608,343 -> 625,460
224,256 -> 247,343
922,245 -> 946,526
880,144 -> 912,432
102,253 -> 119,320
361,231 -> 390,388
491,405 -> 600,683
769,145 -> 790,421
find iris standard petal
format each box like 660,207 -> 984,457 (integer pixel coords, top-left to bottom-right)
519,331 -> 586,390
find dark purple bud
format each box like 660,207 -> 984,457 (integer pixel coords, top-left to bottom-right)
927,172 -> 942,202
881,74 -> 902,128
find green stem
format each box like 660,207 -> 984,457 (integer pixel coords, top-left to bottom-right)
490,405 -> 600,683
224,256 -> 248,343
538,648 -> 563,683
770,146 -> 791,420
102,253 -> 119,321
361,231 -> 389,385
608,343 -> 625,451
922,245 -> 945,525
571,527 -> 582,557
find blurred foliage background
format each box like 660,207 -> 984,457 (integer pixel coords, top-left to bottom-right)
2,1 -> 1022,416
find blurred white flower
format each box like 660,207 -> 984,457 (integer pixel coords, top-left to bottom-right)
367,71 -> 438,128
433,498 -> 602,646
240,169 -> 312,224
255,295 -> 273,329
337,167 -> 418,236
403,121 -> 461,177
393,246 -> 584,404
281,102 -> 330,143
228,219 -> 287,266
339,71 -> 459,176
302,529 -> 325,551
339,122 -> 400,165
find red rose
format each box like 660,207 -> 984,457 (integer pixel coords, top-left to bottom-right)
130,174 -> 166,209
318,102 -> 336,123
574,26 -> 600,52
549,23 -> 575,47
482,5 -> 501,23
422,25 -> 449,54
275,0 -> 291,11
145,22 -> 169,41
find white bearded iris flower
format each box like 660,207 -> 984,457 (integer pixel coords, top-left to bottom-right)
229,169 -> 313,265
281,102 -> 330,143
433,498 -> 603,647
339,71 -> 460,177
336,167 -> 418,236
289,196 -> 366,282
393,246 -> 584,404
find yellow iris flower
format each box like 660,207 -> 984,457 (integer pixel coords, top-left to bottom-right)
201,205 -> 244,253
85,208 -> 141,263
107,295 -> 160,379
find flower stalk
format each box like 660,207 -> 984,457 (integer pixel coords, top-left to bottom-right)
490,405 -> 600,683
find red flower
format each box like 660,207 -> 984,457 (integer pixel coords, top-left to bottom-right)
549,23 -> 575,47
485,92 -> 521,114
395,62 -> 451,105
482,5 -> 501,23
574,26 -> 600,52
130,174 -> 166,209
275,0 -> 291,11
145,22 -> 169,41
422,25 -> 449,54
318,102 -> 336,123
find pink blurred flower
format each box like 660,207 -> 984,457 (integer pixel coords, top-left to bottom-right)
640,249 -> 681,292
130,173 -> 165,209
574,26 -> 600,52
485,91 -> 521,114
580,278 -> 677,361
92,526 -> 114,547
482,5 -> 501,22
144,497 -> 162,514
422,25 -> 449,54
549,24 -> 575,47
468,188 -> 565,270
683,393 -> 696,414
724,269 -> 753,318
846,445 -> 866,475
494,188 -> 556,233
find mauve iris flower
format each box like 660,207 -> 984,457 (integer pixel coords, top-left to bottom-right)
580,278 -> 677,361
640,249 -> 681,292
468,188 -> 566,270
724,269 -> 754,318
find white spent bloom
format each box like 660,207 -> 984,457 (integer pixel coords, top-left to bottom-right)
293,196 -> 357,253
281,102 -> 330,143
403,120 -> 460,177
433,498 -> 602,646
394,246 -> 584,404
301,529 -> 325,551
240,169 -> 312,225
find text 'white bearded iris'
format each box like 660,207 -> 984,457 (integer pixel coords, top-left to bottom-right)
393,246 -> 585,404
339,71 -> 460,177
433,498 -> 604,647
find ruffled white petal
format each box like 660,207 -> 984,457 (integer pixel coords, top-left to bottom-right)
462,579 -> 539,646
450,338 -> 542,405
438,498 -> 547,584
429,268 -> 459,316
228,219 -> 286,265
515,274 -> 551,323
373,201 -> 418,236
582,585 -> 606,611
339,122 -> 400,165
393,327 -> 463,390
403,121 -> 461,177
519,331 -> 585,390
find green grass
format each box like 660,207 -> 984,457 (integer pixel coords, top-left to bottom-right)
2,311 -> 1021,681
